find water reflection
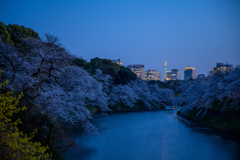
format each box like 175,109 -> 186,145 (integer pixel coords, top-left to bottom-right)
172,106 -> 175,110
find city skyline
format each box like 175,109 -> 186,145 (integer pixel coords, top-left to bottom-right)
118,59 -> 234,81
0,0 -> 239,80
125,60 -> 236,81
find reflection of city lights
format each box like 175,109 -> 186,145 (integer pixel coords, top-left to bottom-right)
175,116 -> 179,120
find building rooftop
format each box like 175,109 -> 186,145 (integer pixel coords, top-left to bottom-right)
184,67 -> 195,70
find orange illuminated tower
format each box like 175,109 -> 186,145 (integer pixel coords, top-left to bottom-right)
164,59 -> 167,81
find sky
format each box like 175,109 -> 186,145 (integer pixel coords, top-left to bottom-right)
0,0 -> 240,80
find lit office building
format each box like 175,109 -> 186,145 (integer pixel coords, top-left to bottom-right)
112,59 -> 123,66
164,69 -> 181,81
184,67 -> 196,80
127,65 -> 145,80
212,63 -> 233,75
197,74 -> 205,78
171,69 -> 181,80
166,71 -> 172,81
225,64 -> 233,73
145,70 -> 161,81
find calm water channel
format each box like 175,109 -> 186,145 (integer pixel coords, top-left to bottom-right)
64,107 -> 240,160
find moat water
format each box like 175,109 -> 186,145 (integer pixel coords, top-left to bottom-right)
64,107 -> 240,160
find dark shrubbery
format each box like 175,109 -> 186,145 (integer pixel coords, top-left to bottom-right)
73,57 -> 137,85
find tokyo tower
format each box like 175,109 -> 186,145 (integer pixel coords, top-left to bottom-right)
164,59 -> 167,81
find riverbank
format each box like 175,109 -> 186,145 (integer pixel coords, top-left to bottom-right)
177,105 -> 240,141
108,103 -> 166,113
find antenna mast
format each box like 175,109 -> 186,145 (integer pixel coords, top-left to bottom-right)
164,58 -> 167,81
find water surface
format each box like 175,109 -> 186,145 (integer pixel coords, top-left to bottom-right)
64,108 -> 240,160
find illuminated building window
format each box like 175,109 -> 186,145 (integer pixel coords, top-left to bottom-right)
127,65 -> 145,80
145,69 -> 161,81
212,63 -> 233,75
112,59 -> 123,66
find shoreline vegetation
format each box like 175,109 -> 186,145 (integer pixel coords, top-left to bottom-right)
177,103 -> 240,141
173,64 -> 240,142
90,104 -> 166,114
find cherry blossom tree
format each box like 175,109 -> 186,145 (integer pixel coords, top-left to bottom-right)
174,67 -> 240,115
0,37 -> 109,133
108,79 -> 174,109
108,84 -> 139,108
219,66 -> 240,109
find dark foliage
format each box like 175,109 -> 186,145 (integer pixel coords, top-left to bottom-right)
0,22 -> 12,44
0,22 -> 39,53
73,57 -> 137,84
114,66 -> 137,85
147,80 -> 181,91
12,109 -> 63,159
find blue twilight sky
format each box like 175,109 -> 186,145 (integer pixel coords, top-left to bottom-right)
0,0 -> 240,80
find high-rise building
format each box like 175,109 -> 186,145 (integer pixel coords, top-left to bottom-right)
212,63 -> 233,75
184,67 -> 196,80
127,65 -> 145,80
164,69 -> 181,81
112,59 -> 123,66
166,71 -> 172,81
171,69 -> 181,80
145,70 -> 161,81
225,64 -> 233,73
